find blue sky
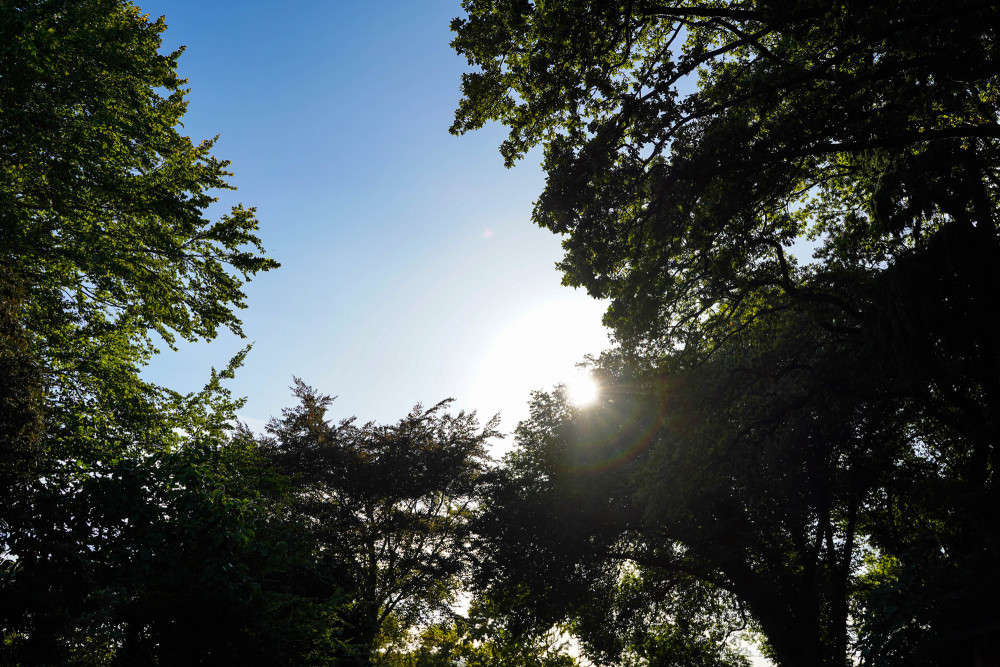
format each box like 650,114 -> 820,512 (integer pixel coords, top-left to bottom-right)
140,0 -> 611,437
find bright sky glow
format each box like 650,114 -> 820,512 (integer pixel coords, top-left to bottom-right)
468,298 -> 609,435
566,374 -> 599,406
137,0 -> 612,436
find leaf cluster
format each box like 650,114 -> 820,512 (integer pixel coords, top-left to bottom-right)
0,0 -> 278,414
257,380 -> 501,660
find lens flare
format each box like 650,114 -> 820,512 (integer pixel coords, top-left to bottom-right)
560,399 -> 661,475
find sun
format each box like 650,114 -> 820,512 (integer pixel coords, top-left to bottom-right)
469,297 -> 610,433
566,374 -> 599,406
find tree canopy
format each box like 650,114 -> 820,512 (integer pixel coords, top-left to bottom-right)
5,0 -> 1000,663
454,0 -> 1000,664
259,380 -> 500,662
0,0 -> 277,412
452,0 -> 997,345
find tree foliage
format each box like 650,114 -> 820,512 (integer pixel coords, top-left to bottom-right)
452,0 -> 997,340
475,384 -> 759,666
0,2 -> 347,663
0,0 -> 277,411
451,0 -> 1000,477
453,0 -> 1000,664
1,365 -> 355,665
378,599 -> 584,667
260,380 -> 500,661
0,270 -> 44,508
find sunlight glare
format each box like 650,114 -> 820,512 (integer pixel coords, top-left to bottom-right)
469,297 -> 610,441
566,374 -> 599,406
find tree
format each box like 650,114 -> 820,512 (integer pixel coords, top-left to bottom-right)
0,367 -> 355,666
0,3 -> 308,662
0,269 -> 43,510
474,320 -> 885,666
452,0 -> 997,340
378,599 -> 584,667
260,381 -> 500,662
0,0 -> 277,413
575,570 -> 751,667
453,1 -> 1000,663
451,0 -> 1000,476
470,294 -> 962,666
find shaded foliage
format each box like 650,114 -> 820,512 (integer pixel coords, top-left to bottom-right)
1,368 -> 354,665
259,380 -> 500,661
378,598 -> 583,667
0,270 -> 44,509
454,0 -> 1000,664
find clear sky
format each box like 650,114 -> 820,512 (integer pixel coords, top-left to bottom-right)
139,0 -> 612,440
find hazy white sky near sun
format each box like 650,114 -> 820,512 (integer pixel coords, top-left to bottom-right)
139,0 -> 613,440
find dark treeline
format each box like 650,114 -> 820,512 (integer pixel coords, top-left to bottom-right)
2,0 -> 999,666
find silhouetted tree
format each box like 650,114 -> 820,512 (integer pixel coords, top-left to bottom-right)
261,380 -> 499,662
453,0 -> 1000,663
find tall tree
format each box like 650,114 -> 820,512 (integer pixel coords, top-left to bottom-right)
0,3 -> 308,662
475,309 -> 891,666
451,0 -> 1000,472
261,381 -> 500,662
0,0 -> 277,413
453,1 -> 1000,663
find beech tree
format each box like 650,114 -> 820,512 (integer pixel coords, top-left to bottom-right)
453,0 -> 1000,664
0,3 -> 305,662
260,381 -> 499,663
